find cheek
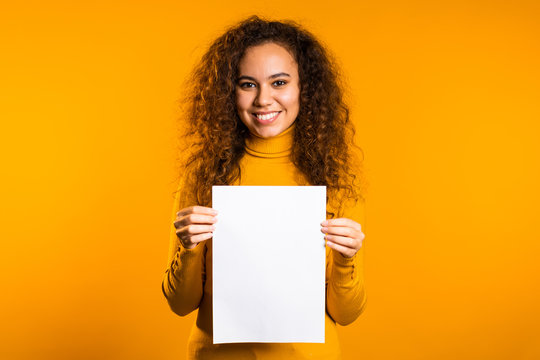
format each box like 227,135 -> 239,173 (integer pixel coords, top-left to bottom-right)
235,91 -> 253,112
279,89 -> 300,110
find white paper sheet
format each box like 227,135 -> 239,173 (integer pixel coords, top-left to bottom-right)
212,185 -> 327,344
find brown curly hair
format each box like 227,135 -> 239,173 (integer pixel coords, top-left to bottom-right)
174,15 -> 365,218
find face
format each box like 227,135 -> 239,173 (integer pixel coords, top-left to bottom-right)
235,42 -> 300,138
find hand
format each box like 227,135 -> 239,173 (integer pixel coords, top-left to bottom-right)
174,205 -> 218,250
320,218 -> 365,258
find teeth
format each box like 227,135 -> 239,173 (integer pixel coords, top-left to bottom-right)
255,111 -> 279,120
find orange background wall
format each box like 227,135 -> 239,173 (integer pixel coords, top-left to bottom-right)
1,1 -> 539,359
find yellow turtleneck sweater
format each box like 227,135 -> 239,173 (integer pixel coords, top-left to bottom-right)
162,123 -> 366,360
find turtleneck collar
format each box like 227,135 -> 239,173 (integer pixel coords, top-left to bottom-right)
244,123 -> 296,158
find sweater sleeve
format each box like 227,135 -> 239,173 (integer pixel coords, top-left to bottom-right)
161,179 -> 207,317
325,196 -> 367,326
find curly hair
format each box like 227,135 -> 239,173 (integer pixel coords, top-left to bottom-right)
174,15 -> 365,218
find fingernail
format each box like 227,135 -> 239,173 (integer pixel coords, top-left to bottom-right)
211,210 -> 218,215
321,220 -> 328,226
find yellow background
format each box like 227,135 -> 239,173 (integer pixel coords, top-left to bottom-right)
1,1 -> 539,359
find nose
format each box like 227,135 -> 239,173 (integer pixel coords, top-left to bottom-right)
254,84 -> 273,107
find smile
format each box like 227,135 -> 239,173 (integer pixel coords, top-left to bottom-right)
252,111 -> 281,124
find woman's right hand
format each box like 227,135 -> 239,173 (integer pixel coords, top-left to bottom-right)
174,206 -> 218,250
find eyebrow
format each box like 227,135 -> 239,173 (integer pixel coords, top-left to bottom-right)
237,72 -> 291,82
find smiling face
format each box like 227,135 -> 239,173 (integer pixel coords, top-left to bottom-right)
235,42 -> 300,138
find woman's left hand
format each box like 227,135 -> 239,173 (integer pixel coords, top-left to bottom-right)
321,218 -> 365,258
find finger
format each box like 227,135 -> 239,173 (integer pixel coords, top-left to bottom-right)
177,224 -> 216,237
321,218 -> 361,231
189,232 -> 213,244
176,229 -> 214,248
326,240 -> 357,258
324,234 -> 358,249
174,213 -> 217,228
177,205 -> 218,217
321,225 -> 358,238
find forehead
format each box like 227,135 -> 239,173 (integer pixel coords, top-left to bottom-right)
238,42 -> 298,76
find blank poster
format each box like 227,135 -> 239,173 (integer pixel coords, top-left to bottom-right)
212,185 -> 327,344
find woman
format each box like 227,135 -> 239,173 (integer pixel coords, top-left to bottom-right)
162,15 -> 367,359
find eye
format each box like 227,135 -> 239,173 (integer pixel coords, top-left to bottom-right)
273,80 -> 287,86
239,82 -> 256,88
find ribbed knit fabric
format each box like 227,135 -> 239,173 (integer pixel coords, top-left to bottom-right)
162,123 -> 367,359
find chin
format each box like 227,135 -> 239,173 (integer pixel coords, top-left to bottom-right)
255,126 -> 283,138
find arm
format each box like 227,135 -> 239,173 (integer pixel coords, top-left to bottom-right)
161,181 -> 207,317
325,197 -> 367,326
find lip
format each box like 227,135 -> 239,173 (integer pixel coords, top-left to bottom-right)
251,111 -> 281,125
252,111 -> 281,115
